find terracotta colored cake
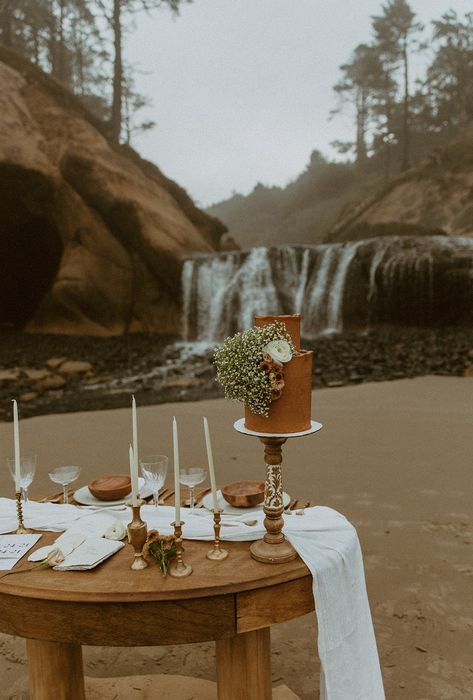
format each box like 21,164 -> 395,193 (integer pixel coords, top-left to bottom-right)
244,314 -> 313,434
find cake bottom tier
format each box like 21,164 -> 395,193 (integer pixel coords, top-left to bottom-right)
244,350 -> 313,434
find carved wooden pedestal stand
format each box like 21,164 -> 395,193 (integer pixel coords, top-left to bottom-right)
234,419 -> 323,564
252,436 -> 293,563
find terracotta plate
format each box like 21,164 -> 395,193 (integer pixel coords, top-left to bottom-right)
88,475 -> 132,501
221,480 -> 265,508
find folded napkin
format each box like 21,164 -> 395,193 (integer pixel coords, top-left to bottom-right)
53,537 -> 124,571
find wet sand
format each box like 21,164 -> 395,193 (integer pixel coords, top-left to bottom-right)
0,376 -> 472,699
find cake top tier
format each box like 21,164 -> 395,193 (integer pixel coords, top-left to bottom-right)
254,314 -> 301,350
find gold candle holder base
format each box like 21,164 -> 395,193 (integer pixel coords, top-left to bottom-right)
15,491 -> 32,534
169,521 -> 192,577
127,500 -> 149,570
207,509 -> 228,561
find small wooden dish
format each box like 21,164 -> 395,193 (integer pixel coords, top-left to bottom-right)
88,475 -> 132,501
221,480 -> 265,508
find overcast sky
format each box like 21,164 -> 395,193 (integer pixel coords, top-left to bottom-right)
127,0 -> 471,207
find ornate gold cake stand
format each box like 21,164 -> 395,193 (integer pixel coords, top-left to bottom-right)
234,419 -> 323,564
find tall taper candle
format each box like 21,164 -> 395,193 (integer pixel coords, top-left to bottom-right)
132,396 -> 139,499
173,417 -> 180,524
12,400 -> 21,491
129,444 -> 139,505
203,417 -> 218,510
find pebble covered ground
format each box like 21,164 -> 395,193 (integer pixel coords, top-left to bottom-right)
0,327 -> 472,420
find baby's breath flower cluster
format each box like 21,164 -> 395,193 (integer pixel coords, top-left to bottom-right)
214,321 -> 294,417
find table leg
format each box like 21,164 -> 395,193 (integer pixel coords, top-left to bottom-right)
216,628 -> 272,699
26,639 -> 85,700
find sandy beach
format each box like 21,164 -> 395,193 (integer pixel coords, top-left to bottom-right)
0,376 -> 472,699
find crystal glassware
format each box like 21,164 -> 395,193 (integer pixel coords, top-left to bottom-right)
140,455 -> 168,508
7,455 -> 37,502
179,467 -> 207,509
48,465 -> 81,504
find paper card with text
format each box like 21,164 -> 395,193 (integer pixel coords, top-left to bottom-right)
0,534 -> 42,570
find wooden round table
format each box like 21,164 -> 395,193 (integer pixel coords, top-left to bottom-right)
0,533 -> 314,700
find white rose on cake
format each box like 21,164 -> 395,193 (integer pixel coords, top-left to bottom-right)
263,339 -> 292,364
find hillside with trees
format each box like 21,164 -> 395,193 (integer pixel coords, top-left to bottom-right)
209,3 -> 473,248
0,0 -> 190,144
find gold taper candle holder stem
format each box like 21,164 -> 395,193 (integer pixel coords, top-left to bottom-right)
127,500 -> 148,570
169,521 -> 192,577
15,491 -> 32,534
207,509 -> 228,560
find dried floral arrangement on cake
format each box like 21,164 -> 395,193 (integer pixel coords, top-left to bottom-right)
214,321 -> 295,417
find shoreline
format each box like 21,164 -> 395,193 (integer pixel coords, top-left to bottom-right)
0,326 -> 472,420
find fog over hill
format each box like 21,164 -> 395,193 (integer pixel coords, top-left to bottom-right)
208,130 -> 473,249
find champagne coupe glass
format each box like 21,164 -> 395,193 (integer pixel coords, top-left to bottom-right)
179,468 -> 207,509
140,455 -> 168,508
7,455 -> 37,502
48,465 -> 81,504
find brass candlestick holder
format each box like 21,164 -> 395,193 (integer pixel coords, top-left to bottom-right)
234,419 -> 322,564
169,521 -> 192,577
207,509 -> 228,561
127,500 -> 148,570
15,491 -> 32,534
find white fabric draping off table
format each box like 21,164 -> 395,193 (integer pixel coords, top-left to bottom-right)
0,498 -> 385,700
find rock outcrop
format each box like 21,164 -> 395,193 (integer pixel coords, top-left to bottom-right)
0,47 -> 227,335
328,133 -> 473,243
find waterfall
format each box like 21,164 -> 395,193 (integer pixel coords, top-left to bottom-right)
326,242 -> 362,332
181,236 -> 473,342
303,246 -> 335,335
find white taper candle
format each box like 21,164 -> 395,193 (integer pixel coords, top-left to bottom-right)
129,444 -> 139,505
12,399 -> 21,491
131,395 -> 139,499
203,417 -> 218,510
173,416 -> 180,524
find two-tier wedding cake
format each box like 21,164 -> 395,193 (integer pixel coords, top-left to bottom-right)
214,313 -> 313,435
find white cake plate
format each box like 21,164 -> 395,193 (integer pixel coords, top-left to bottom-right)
233,418 -> 323,439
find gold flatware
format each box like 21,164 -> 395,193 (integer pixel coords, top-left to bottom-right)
194,487 -> 211,509
162,489 -> 175,503
39,487 -> 74,504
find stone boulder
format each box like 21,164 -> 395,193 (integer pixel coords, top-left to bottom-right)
0,47 -> 228,336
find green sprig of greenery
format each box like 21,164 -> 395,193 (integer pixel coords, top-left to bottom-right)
144,531 -> 177,577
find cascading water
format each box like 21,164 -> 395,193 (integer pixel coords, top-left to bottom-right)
326,241 -> 363,332
181,236 -> 473,342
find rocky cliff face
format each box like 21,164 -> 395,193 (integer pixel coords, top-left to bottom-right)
0,48 -> 227,336
328,134 -> 473,243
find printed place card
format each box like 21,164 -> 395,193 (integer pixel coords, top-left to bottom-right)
0,534 -> 42,571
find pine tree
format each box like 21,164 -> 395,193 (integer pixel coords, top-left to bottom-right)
426,11 -> 473,130
332,43 -> 389,167
96,0 -> 188,144
372,0 -> 423,170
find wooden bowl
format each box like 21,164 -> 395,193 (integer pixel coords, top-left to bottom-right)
88,475 -> 132,501
221,480 -> 265,508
